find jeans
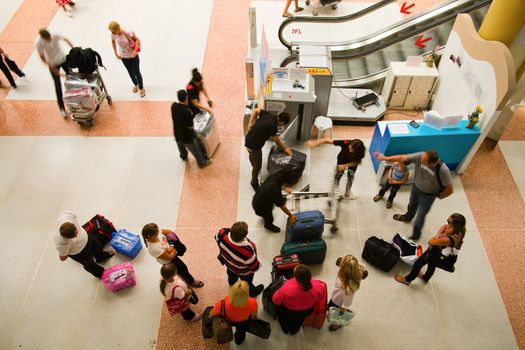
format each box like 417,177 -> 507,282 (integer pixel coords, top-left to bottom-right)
334,168 -> 355,197
379,183 -> 401,202
121,55 -> 143,89
171,255 -> 195,285
49,62 -> 69,111
69,233 -> 111,278
0,56 -> 16,87
176,132 -> 209,166
227,270 -> 258,296
404,186 -> 437,240
247,148 -> 262,184
405,247 -> 439,282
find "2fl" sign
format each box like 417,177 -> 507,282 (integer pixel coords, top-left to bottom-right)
291,29 -> 302,34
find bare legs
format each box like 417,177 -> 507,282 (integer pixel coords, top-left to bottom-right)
283,0 -> 303,17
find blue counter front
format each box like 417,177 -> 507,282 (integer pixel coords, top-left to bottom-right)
369,120 -> 480,172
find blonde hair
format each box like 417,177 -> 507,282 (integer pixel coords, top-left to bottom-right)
229,281 -> 250,308
337,255 -> 362,294
108,21 -> 121,32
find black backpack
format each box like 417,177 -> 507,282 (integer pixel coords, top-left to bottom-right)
66,47 -> 104,74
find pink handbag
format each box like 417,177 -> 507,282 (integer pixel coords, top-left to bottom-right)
102,262 -> 136,292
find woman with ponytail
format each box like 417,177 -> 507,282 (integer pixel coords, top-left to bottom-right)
328,255 -> 367,331
160,263 -> 201,321
272,265 -> 325,335
186,67 -> 214,115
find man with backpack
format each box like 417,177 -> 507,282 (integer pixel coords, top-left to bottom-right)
374,150 -> 453,240
35,28 -> 74,118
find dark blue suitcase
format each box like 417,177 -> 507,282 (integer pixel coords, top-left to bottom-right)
281,239 -> 327,265
285,210 -> 324,243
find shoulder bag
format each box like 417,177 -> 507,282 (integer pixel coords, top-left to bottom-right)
165,286 -> 190,316
212,300 -> 233,344
247,317 -> 271,339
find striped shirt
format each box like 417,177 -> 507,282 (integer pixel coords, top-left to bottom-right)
391,163 -> 408,181
215,228 -> 260,276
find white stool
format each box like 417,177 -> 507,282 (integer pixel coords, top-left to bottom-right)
310,116 -> 333,140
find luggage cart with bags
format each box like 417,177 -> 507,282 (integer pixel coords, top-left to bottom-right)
63,67 -> 112,126
287,190 -> 340,233
305,0 -> 341,16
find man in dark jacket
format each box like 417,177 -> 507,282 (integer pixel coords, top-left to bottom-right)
171,89 -> 212,167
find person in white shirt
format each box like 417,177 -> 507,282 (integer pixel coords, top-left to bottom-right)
55,211 -> 114,278
35,28 -> 74,117
160,263 -> 201,321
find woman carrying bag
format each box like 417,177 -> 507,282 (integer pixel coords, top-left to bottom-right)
210,281 -> 260,345
160,263 -> 201,321
395,213 -> 466,285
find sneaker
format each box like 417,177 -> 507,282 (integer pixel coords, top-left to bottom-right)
386,201 -> 392,209
264,224 -> 281,233
373,194 -> 382,202
60,109 -> 68,118
250,284 -> 264,297
190,313 -> 202,322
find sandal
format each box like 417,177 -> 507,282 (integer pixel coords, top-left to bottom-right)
191,280 -> 204,288
132,85 -> 138,93
282,12 -> 293,18
394,275 -> 410,285
140,89 -> 146,97
294,7 -> 304,12
393,214 -> 409,222
329,324 -> 342,331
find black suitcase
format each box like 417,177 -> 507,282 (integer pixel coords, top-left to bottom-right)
201,306 -> 214,339
267,146 -> 307,179
362,236 -> 400,272
262,276 -> 286,319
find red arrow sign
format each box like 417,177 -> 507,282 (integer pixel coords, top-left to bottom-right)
400,2 -> 415,14
415,35 -> 432,48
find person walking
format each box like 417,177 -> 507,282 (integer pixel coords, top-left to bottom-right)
56,0 -> 76,17
375,150 -> 453,240
54,211 -> 115,278
108,21 -> 145,97
252,170 -> 298,232
272,265 -> 325,335
171,89 -> 212,167
215,221 -> 264,297
373,161 -> 410,209
395,213 -> 466,285
160,263 -> 202,321
210,281 -> 258,345
142,223 -> 204,288
186,68 -> 213,116
0,46 -> 24,89
35,28 -> 73,117
245,107 -> 291,191
283,0 -> 303,17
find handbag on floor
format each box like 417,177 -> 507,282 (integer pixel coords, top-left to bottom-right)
109,229 -> 143,259
246,318 -> 271,339
327,307 -> 354,327
361,236 -> 399,272
212,300 -> 233,344
102,262 -> 136,292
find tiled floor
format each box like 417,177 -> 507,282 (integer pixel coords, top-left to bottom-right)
0,0 -> 524,349
500,141 -> 525,202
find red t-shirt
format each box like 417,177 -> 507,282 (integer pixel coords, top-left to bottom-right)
211,295 -> 258,323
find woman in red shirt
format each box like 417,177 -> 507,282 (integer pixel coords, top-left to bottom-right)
211,281 -> 258,345
272,265 -> 325,335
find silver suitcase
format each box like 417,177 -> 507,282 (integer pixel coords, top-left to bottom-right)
64,87 -> 97,114
193,111 -> 220,157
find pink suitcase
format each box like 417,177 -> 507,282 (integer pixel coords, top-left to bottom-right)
102,262 -> 136,292
303,280 -> 327,329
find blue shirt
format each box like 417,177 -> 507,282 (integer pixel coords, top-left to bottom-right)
391,163 -> 407,181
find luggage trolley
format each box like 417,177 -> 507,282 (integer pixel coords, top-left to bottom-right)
305,0 -> 341,16
287,190 -> 341,233
63,67 -> 112,126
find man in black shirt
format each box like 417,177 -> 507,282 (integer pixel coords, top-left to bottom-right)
252,170 -> 298,232
171,90 -> 212,167
245,107 -> 291,191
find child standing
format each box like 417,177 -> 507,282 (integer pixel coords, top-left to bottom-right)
306,138 -> 366,199
160,263 -> 201,321
373,161 -> 409,208
56,0 -> 76,17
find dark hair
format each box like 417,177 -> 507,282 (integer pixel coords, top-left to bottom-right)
277,112 -> 291,124
141,223 -> 159,247
177,89 -> 187,102
230,221 -> 248,242
39,29 -> 51,40
349,139 -> 366,163
449,213 -> 466,236
159,263 -> 177,296
59,222 -> 77,238
281,168 -> 299,186
191,68 -> 202,83
427,150 -> 439,164
294,265 -> 312,291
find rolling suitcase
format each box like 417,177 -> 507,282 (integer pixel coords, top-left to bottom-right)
285,210 -> 324,243
102,262 -> 136,292
267,146 -> 307,178
281,240 -> 327,265
109,229 -> 143,259
361,236 -> 400,272
271,254 -> 301,281
303,280 -> 327,329
201,306 -> 214,339
262,276 -> 286,319
194,111 -> 220,157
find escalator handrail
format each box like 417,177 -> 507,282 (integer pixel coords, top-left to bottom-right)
278,0 -> 396,50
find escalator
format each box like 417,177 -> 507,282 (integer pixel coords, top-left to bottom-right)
279,0 -> 492,91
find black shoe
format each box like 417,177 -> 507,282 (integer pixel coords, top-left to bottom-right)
250,284 -> 264,297
408,235 -> 420,241
250,180 -> 259,191
264,224 -> 281,233
234,332 -> 246,345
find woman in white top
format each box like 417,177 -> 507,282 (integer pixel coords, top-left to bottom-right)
328,255 -> 367,331
108,21 -> 145,97
142,223 -> 204,288
160,263 -> 201,321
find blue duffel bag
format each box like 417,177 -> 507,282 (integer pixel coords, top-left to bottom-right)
110,229 -> 143,259
285,210 -> 325,243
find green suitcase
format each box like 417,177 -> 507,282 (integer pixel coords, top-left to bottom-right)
280,239 -> 327,265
